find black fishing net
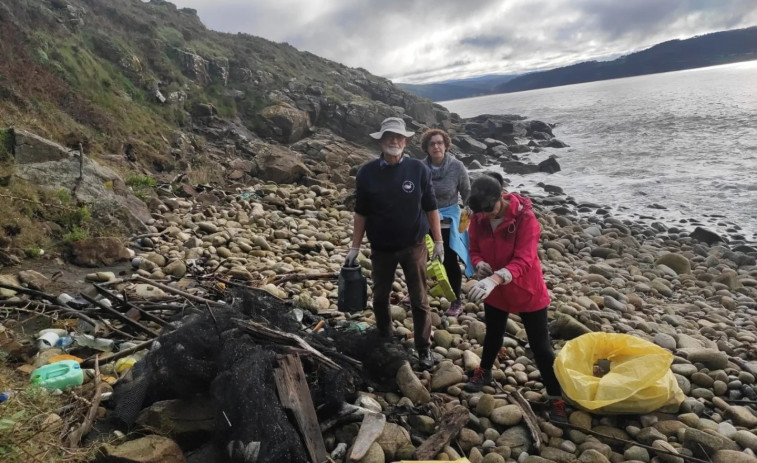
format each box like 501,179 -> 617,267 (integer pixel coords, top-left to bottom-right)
211,330 -> 308,463
109,287 -> 409,462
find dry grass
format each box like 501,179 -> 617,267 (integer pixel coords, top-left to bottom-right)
0,361 -> 96,462
0,174 -> 54,252
186,158 -> 226,185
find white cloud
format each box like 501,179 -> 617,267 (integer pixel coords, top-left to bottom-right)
166,0 -> 757,83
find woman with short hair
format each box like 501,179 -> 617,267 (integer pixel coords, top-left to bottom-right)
464,173 -> 566,422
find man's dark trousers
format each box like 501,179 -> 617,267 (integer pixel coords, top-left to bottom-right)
370,241 -> 431,350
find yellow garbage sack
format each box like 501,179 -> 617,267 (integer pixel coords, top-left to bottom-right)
554,332 -> 685,414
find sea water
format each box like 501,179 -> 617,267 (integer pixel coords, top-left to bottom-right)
441,61 -> 757,243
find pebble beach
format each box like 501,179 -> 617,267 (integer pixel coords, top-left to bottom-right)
115,177 -> 757,462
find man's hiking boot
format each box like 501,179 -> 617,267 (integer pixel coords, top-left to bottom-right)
464,367 -> 493,392
418,348 -> 434,370
444,299 -> 464,317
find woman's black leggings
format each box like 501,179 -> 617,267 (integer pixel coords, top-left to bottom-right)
441,228 -> 462,300
480,304 -> 562,396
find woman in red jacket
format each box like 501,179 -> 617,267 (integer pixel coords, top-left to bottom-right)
464,173 -> 565,421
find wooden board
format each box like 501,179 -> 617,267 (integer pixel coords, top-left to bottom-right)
349,412 -> 386,461
414,405 -> 469,460
274,354 -> 328,463
507,390 -> 543,451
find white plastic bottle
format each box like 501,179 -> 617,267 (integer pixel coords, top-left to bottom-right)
73,334 -> 115,352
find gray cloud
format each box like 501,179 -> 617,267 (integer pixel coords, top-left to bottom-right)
166,0 -> 757,83
460,35 -> 511,49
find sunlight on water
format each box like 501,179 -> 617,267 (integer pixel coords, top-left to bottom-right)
442,61 -> 757,242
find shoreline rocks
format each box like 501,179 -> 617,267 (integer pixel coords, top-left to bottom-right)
112,177 -> 757,461
3,154 -> 757,463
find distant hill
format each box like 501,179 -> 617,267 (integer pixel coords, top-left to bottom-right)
495,26 -> 757,94
397,74 -> 518,101
398,26 -> 757,101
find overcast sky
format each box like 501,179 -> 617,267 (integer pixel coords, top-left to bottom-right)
165,0 -> 757,84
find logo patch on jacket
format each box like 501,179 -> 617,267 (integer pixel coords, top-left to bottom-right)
402,180 -> 415,193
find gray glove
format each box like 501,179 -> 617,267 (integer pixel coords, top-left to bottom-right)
475,261 -> 493,278
432,241 -> 444,261
494,268 -> 513,284
345,248 -> 360,266
468,277 -> 498,302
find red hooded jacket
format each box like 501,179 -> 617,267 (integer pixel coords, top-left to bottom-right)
468,193 -> 550,313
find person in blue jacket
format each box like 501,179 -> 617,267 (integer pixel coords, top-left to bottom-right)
345,117 -> 444,370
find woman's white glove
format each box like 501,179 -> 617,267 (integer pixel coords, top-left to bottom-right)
345,248 -> 360,266
494,268 -> 512,284
432,241 -> 445,261
475,261 -> 493,278
468,277 -> 498,302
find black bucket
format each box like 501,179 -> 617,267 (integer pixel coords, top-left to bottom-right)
337,264 -> 367,313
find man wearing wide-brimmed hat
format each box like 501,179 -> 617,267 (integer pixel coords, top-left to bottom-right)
345,117 -> 444,370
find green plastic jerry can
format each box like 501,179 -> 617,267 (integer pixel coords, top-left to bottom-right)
30,360 -> 84,390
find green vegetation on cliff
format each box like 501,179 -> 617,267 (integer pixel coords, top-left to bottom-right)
0,0 -> 429,164
0,0 -> 446,257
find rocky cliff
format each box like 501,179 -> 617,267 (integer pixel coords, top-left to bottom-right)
0,0 -> 567,260
0,0 -> 451,181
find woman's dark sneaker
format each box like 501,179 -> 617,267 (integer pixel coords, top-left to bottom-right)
547,397 -> 568,424
444,300 -> 464,317
464,367 -> 493,392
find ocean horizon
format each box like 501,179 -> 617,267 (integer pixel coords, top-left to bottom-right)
441,60 -> 757,245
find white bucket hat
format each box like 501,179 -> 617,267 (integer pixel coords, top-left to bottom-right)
369,117 -> 415,139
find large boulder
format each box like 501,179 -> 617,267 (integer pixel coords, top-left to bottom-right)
249,141 -> 312,184
169,47 -> 210,85
655,253 -> 691,274
324,100 -> 397,145
453,134 -> 487,154
538,157 -> 561,174
13,130 -> 70,164
259,103 -> 311,143
290,132 -> 376,170
71,237 -> 132,267
690,227 -> 724,245
11,131 -> 151,231
135,397 -> 216,447
501,160 -> 539,174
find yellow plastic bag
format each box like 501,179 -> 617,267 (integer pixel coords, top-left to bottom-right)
554,332 -> 685,414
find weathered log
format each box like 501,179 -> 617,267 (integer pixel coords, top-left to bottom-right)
67,357 -> 102,448
79,293 -> 160,337
414,405 -> 469,460
133,275 -> 223,306
235,319 -> 341,370
507,389 -> 543,451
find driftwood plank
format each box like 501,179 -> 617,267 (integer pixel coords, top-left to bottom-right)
274,355 -> 328,463
349,412 -> 386,461
507,390 -> 543,451
79,293 -> 160,337
414,405 -> 469,460
236,319 -> 341,370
